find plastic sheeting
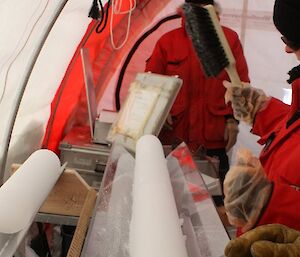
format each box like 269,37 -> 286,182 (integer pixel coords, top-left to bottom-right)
82,142 -> 229,257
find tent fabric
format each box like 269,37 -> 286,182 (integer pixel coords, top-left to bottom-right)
219,1 -> 297,161
0,0 -> 298,180
0,0 -> 92,180
42,0 -> 184,153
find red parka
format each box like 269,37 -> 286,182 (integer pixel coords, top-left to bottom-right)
145,21 -> 250,152
252,78 -> 300,231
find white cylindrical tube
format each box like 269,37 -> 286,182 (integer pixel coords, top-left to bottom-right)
0,149 -> 62,234
130,135 -> 188,257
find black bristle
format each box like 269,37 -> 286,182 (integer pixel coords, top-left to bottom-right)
183,3 -> 229,77
89,0 -> 100,20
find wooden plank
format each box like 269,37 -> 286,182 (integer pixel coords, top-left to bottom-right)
11,164 -> 91,216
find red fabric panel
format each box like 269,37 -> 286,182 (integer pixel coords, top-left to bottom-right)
42,22 -> 93,153
42,0 -> 179,153
42,4 -> 132,153
257,182 -> 300,231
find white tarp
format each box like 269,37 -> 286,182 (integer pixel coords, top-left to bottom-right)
0,0 -> 91,179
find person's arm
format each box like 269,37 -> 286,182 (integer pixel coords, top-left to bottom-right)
224,148 -> 300,235
145,39 -> 168,74
252,97 -> 290,137
256,181 -> 300,231
224,148 -> 273,233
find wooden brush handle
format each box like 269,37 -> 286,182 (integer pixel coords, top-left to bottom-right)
225,64 -> 243,88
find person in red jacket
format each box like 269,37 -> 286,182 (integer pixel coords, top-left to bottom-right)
145,0 -> 250,202
223,0 -> 300,234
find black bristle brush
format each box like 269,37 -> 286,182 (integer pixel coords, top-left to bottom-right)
183,3 -> 242,86
89,0 -> 100,20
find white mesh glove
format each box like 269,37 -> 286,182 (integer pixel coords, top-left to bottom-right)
223,81 -> 270,124
224,148 -> 272,232
224,118 -> 239,152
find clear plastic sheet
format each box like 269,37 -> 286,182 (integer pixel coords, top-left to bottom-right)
82,143 -> 134,257
82,143 -> 229,257
224,148 -> 272,233
167,144 -> 229,257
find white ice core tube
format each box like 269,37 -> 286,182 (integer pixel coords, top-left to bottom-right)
0,149 -> 62,234
130,135 -> 188,257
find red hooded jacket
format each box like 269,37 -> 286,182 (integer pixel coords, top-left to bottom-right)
145,19 -> 250,152
251,78 -> 300,231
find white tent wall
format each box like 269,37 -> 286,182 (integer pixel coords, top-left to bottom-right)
0,0 -> 297,180
219,0 -> 297,162
0,0 -> 92,180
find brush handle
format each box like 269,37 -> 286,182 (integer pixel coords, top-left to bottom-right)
225,64 -> 243,88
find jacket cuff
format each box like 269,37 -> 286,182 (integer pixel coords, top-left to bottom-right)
252,182 -> 274,229
225,114 -> 239,124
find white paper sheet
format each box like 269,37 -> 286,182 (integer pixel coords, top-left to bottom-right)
130,135 -> 188,257
0,149 -> 62,234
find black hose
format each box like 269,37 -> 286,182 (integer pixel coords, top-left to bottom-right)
114,14 -> 180,110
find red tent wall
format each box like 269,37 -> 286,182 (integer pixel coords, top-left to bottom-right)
42,0 -> 183,153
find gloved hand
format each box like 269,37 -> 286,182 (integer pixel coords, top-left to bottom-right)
223,81 -> 270,124
224,148 -> 272,232
224,118 -> 239,152
225,224 -> 300,257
